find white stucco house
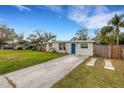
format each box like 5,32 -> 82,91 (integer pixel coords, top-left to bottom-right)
39,40 -> 94,56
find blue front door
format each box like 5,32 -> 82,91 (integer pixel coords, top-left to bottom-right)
71,43 -> 76,54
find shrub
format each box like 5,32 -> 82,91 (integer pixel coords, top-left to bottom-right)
32,46 -> 36,51
17,46 -> 23,50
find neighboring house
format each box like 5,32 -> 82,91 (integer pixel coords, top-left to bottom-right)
39,40 -> 94,56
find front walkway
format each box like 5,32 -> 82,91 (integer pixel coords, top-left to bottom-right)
0,55 -> 88,88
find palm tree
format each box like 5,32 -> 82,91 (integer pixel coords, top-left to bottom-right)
108,14 -> 124,45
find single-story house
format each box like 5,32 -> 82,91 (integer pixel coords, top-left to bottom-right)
38,40 -> 94,56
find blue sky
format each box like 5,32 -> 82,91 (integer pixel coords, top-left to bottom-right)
0,5 -> 124,40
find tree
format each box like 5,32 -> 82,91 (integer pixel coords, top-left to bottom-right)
108,14 -> 124,45
100,26 -> 114,44
93,26 -> 117,45
27,33 -> 37,46
0,24 -> 16,48
71,28 -> 89,41
119,32 -> 124,44
0,25 -> 7,46
92,29 -> 101,44
7,29 -> 17,44
27,30 -> 56,46
15,33 -> 24,44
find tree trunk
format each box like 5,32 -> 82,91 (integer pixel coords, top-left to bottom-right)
116,25 -> 119,46
117,32 -> 119,46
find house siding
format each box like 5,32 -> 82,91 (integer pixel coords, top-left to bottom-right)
45,41 -> 93,56
76,42 -> 93,56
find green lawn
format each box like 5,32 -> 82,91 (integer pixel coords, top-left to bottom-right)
0,50 -> 65,75
53,57 -> 124,88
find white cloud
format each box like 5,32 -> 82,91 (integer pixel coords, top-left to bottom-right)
85,11 -> 123,29
68,6 -> 87,24
94,6 -> 109,14
43,5 -> 63,12
67,5 -> 123,29
14,5 -> 31,11
38,5 -> 63,19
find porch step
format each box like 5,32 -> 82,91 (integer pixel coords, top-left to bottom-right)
104,60 -> 115,70
86,58 -> 97,66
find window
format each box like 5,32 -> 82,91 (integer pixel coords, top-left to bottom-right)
63,43 -> 66,50
49,43 -> 52,48
59,43 -> 66,50
59,43 -> 63,50
81,43 -> 88,48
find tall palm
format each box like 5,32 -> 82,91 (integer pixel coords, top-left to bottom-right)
108,14 -> 124,45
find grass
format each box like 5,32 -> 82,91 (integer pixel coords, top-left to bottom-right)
53,57 -> 124,88
0,50 -> 65,75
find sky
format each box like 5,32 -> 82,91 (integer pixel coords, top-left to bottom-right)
0,5 -> 124,40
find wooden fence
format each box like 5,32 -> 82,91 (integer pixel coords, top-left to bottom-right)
37,45 -> 46,52
93,45 -> 124,59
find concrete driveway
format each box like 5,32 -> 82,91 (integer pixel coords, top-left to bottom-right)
0,55 -> 88,88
